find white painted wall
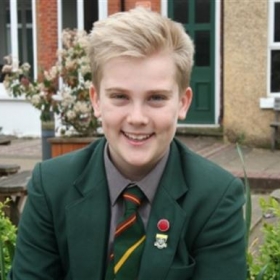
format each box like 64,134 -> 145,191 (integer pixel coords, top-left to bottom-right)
0,84 -> 41,137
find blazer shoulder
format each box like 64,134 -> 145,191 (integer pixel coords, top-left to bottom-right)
30,137 -> 106,193
173,138 -> 242,191
41,137 -> 105,170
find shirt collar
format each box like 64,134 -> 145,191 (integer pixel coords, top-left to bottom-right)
104,142 -> 169,206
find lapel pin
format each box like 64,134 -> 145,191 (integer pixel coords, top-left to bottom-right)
154,233 -> 168,249
157,219 -> 170,232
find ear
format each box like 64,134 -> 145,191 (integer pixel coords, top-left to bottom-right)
89,85 -> 101,118
178,87 -> 193,120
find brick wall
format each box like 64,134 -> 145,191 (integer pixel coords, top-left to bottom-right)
36,0 -> 161,74
36,0 -> 58,74
108,0 -> 161,14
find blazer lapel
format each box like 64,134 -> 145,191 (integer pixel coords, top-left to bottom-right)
139,141 -> 189,280
65,139 -> 111,280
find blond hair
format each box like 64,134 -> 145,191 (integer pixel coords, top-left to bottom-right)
87,8 -> 194,93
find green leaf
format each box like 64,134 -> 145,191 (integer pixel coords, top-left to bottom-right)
5,240 -> 15,262
0,237 -> 6,280
236,144 -> 251,250
255,264 -> 268,280
277,268 -> 280,280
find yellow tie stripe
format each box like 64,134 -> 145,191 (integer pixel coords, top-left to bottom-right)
114,235 -> 146,274
105,186 -> 145,280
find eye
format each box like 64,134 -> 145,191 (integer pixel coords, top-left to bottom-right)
111,93 -> 128,100
149,94 -> 167,101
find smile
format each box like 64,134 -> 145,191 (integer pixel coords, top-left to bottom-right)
123,132 -> 153,141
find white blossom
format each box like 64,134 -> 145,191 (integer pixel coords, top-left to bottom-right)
21,63 -> 31,72
2,65 -> 13,73
65,58 -> 76,69
11,57 -> 19,71
77,36 -> 89,49
74,101 -> 91,114
44,70 -> 52,81
80,65 -> 91,76
66,110 -> 76,120
3,55 -> 12,65
52,94 -> 63,101
31,94 -> 41,106
60,88 -> 76,107
11,80 -> 20,87
49,66 -> 58,79
84,81 -> 92,89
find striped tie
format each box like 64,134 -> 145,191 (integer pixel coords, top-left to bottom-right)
105,185 -> 146,280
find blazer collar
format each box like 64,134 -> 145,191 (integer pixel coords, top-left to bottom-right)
73,137 -> 107,196
139,140 -> 189,279
65,138 -> 111,280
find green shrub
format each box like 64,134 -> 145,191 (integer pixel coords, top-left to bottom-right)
0,200 -> 17,280
247,197 -> 280,280
238,144 -> 280,280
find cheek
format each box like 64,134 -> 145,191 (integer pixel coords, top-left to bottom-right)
99,107 -> 122,125
154,109 -> 178,128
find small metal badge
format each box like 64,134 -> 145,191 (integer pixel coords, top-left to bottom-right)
154,233 -> 168,249
157,219 -> 170,232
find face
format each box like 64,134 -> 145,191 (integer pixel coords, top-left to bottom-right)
90,52 -> 192,180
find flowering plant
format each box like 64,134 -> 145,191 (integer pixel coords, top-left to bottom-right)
2,29 -> 98,136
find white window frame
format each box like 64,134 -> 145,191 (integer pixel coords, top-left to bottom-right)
268,0 -> 280,97
0,0 -> 37,99
260,0 -> 280,108
57,0 -> 107,53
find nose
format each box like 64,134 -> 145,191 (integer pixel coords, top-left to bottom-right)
127,104 -> 149,125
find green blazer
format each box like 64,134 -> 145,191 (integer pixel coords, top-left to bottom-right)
9,138 -> 246,280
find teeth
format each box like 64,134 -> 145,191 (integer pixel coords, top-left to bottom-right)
124,133 -> 151,141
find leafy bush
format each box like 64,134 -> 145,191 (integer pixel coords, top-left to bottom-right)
247,197 -> 280,280
0,200 -> 17,280
2,29 -> 98,136
238,144 -> 280,280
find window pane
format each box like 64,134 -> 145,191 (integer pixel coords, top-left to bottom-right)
0,0 -> 10,81
195,0 -> 211,23
18,0 -> 33,75
173,0 -> 188,24
84,0 -> 98,33
62,0 -> 77,29
271,50 -> 280,92
195,31 -> 210,66
274,3 -> 280,42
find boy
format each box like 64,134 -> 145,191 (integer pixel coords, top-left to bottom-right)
9,8 -> 246,280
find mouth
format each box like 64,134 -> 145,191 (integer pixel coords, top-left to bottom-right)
123,132 -> 154,141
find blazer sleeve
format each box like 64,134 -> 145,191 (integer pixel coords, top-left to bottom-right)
191,178 -> 247,280
8,163 -> 64,280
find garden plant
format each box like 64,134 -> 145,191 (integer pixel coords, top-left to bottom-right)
2,29 -> 98,137
238,144 -> 280,280
0,200 -> 17,280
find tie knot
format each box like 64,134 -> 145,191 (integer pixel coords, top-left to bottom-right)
123,185 -> 144,211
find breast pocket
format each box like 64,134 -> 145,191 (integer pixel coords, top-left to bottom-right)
165,256 -> 196,280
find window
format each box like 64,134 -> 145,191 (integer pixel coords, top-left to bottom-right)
0,0 -> 35,83
269,0 -> 280,95
61,0 -> 98,32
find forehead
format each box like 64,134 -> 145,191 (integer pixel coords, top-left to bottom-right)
100,53 -> 177,91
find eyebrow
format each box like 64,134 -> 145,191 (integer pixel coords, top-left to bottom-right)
105,87 -> 173,95
148,89 -> 173,95
105,87 -> 129,93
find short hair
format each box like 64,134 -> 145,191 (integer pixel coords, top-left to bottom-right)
87,8 -> 194,93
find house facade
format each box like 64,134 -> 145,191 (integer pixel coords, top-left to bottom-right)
0,0 -> 279,147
